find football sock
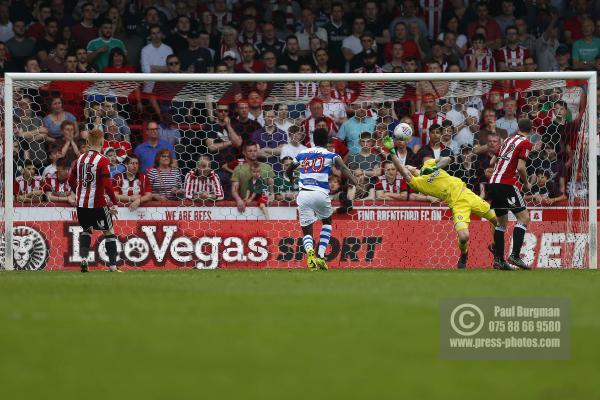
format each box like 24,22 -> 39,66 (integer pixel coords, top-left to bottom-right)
458,238 -> 468,255
511,223 -> 527,257
80,229 -> 92,258
318,224 -> 332,258
303,235 -> 314,252
104,235 -> 118,266
494,226 -> 506,260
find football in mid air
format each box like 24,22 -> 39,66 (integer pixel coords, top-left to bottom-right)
393,122 -> 413,141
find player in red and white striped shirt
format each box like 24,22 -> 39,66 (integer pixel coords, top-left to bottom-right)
374,160 -> 408,200
114,155 -> 153,210
494,26 -> 531,72
184,156 -> 225,201
44,158 -> 74,205
488,119 -> 533,270
464,34 -> 496,72
67,129 -> 120,273
14,160 -> 45,203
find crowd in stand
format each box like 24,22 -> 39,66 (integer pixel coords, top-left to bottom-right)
2,0 -> 599,212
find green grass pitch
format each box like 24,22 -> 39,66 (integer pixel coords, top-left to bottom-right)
1,269 -> 599,400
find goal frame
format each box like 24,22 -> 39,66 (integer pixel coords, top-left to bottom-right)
2,71 -> 597,270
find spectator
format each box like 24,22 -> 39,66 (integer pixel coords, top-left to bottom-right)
231,101 -> 262,143
495,26 -> 531,72
239,16 -> 261,45
274,103 -> 294,133
6,19 -> 35,69
278,35 -> 309,72
323,2 -> 351,70
56,120 -> 81,165
42,41 -> 68,72
87,19 -> 126,72
474,109 -> 508,155
146,149 -> 182,201
274,156 -> 299,202
316,81 -> 346,125
572,17 -> 600,70
412,95 -> 446,148
342,17 -> 367,70
166,15 -> 192,55
382,42 -> 405,72
354,48 -> 384,73
338,102 -> 377,154
27,2 -> 52,40
387,22 -> 422,62
495,0 -> 517,36
244,164 -> 271,219
231,141 -> 275,213
234,43 -> 264,73
134,121 -> 176,173
475,133 -> 501,189
218,26 -> 241,62
417,124 -> 453,166
105,147 -> 126,178
255,23 -> 286,57
15,95 -> 48,169
205,103 -> 242,169
251,110 -> 287,171
71,2 -> 98,49
564,0 -> 589,44
440,119 -> 461,155
440,32 -> 465,65
464,34 -> 496,72
375,160 -> 408,200
296,8 -> 328,52
221,50 -> 237,72
389,0 -> 428,40
34,16 -> 59,63
42,145 -> 61,178
303,99 -> 338,146
184,156 -> 225,201
347,131 -> 383,179
554,45 -> 572,71
103,47 -> 135,74
515,18 -> 536,52
114,155 -> 153,211
437,16 -> 468,54
281,125 -> 307,160
497,98 -> 519,136
535,14 -> 560,72
467,1 -> 502,50
448,145 -> 480,193
0,2 -> 12,42
262,50 -> 286,73
75,46 -> 95,72
43,96 -> 77,140
212,0 -> 235,32
445,97 -> 480,149
43,158 -> 75,205
313,47 -> 336,73
14,159 -> 44,204
524,169 -> 566,205
523,55 -> 538,72
179,30 -> 213,73
140,25 -> 173,74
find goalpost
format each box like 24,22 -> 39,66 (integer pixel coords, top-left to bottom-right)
1,72 -> 597,270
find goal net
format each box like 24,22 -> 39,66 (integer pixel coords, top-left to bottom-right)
1,72 -> 596,270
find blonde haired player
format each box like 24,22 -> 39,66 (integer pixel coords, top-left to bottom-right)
68,129 -> 121,272
383,136 -> 505,269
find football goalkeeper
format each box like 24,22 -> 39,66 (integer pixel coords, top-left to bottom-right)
383,136 -> 505,269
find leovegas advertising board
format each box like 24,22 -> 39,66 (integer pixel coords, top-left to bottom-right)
8,206 -> 595,270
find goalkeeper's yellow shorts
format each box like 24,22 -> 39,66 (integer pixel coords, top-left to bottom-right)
451,190 -> 496,232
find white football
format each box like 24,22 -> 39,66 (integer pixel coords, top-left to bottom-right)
393,122 -> 413,141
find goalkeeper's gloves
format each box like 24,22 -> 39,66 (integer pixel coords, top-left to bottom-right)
382,136 -> 397,155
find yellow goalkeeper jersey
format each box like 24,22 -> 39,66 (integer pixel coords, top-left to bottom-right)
408,160 -> 467,208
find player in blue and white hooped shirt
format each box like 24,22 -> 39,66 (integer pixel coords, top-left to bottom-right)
286,128 -> 357,270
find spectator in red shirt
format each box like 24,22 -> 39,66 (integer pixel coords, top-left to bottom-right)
564,0 -> 590,44
385,22 -> 422,62
495,25 -> 531,71
103,47 -> 135,73
114,155 -> 153,211
375,160 -> 409,201
44,158 -> 75,205
15,160 -> 45,204
71,2 -> 97,49
234,43 -> 264,73
467,2 -> 502,50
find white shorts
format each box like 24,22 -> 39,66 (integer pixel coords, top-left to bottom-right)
297,190 -> 333,227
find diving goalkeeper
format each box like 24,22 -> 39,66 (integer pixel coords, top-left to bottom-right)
383,136 -> 507,269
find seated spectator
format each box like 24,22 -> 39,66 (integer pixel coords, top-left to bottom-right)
179,30 -> 214,73
231,141 -> 275,213
354,48 -> 384,73
114,155 -> 153,211
278,35 -> 310,72
244,164 -> 271,219
247,91 -> 265,125
41,42 -> 68,72
43,158 -> 75,205
103,47 -> 135,74
251,110 -> 287,171
234,43 -> 264,73
184,156 -> 225,202
495,25 -> 531,72
134,121 -> 177,173
303,99 -> 338,145
56,120 -> 81,165
464,34 -> 496,72
140,25 -> 173,74
437,16 -> 468,54
280,125 -> 307,161
219,26 -> 241,63
347,132 -> 383,178
386,134 -> 419,166
43,96 -> 77,140
412,95 -> 445,149
255,23 -> 286,57
15,160 -> 44,204
338,102 -> 377,154
524,169 -> 567,205
231,101 -> 262,143
205,103 -> 243,169
474,109 -> 508,155
15,95 -> 48,170
572,18 -> 600,70
105,148 -> 126,178
475,133 -> 502,192
6,19 -> 36,68
382,42 -> 405,72
375,160 -> 408,200
313,47 -> 336,73
87,18 -> 126,72
316,81 -> 346,125
440,120 -> 461,155
467,2 -> 502,49
146,149 -> 183,201
262,50 -> 286,73
274,156 -> 299,202
496,98 -> 519,136
417,124 -> 453,166
385,22 -> 421,62
274,103 -> 294,133
103,119 -> 133,162
42,145 -> 61,178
